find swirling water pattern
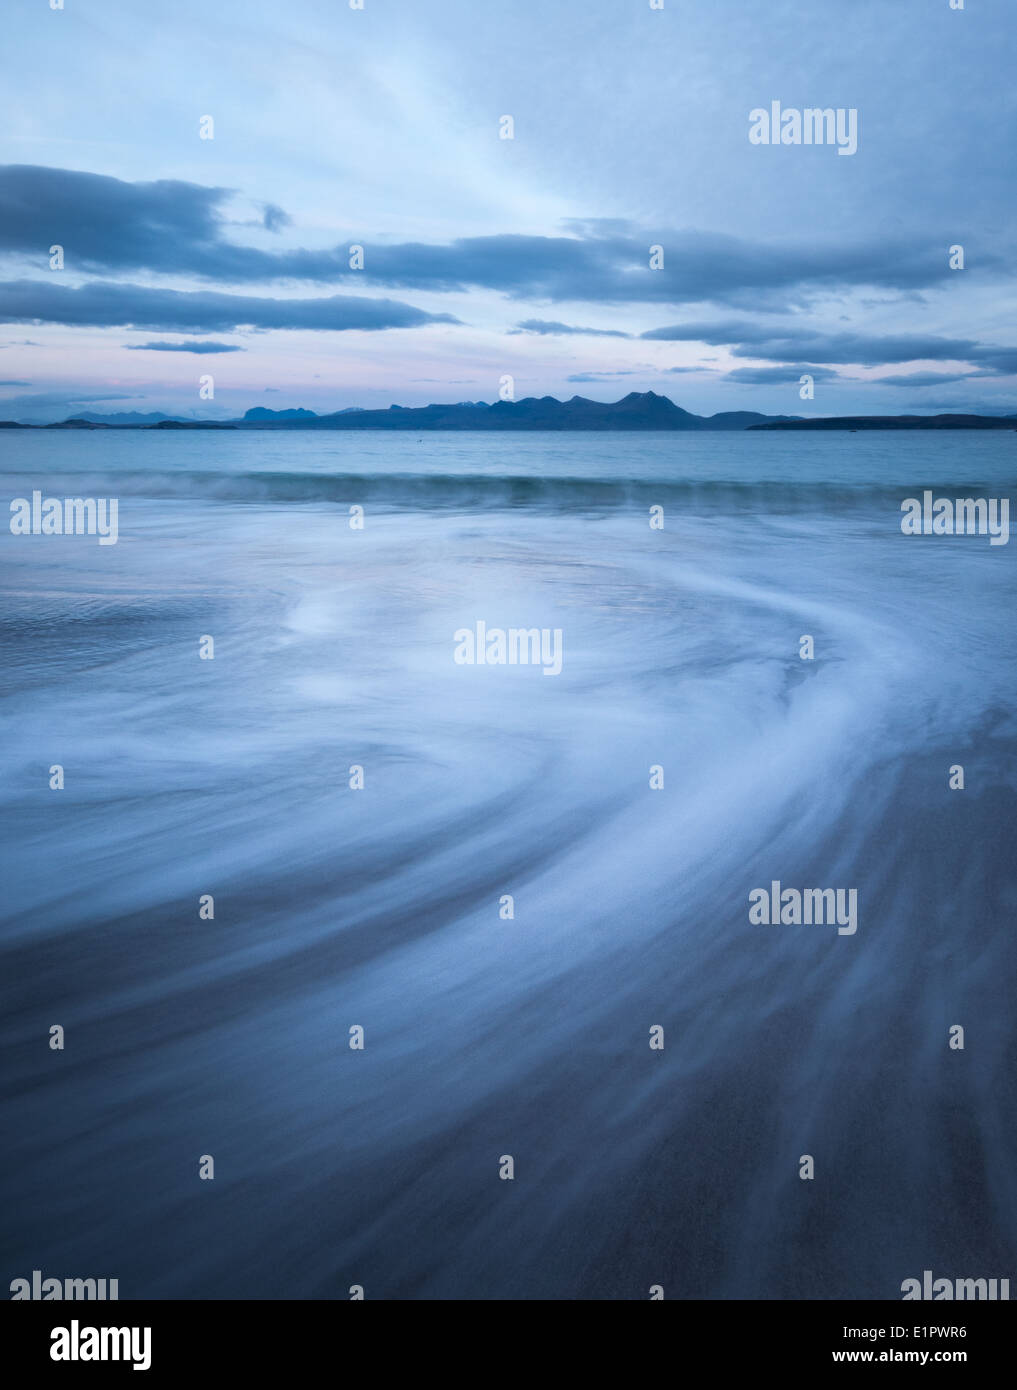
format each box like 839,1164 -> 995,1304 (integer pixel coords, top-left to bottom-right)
1,429 -> 1015,1298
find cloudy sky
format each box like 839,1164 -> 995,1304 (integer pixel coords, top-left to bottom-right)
1,0 -> 1015,421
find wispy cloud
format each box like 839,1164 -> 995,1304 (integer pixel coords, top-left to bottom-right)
512,320 -> 632,339
642,322 -> 1017,376
1,390 -> 141,408
566,370 -> 639,382
868,371 -> 983,388
125,340 -> 245,354
723,365 -> 843,385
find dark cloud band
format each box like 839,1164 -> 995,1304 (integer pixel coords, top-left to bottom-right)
0,279 -> 460,333
1,165 -> 1001,306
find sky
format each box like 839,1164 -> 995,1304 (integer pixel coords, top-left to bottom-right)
1,0 -> 1015,422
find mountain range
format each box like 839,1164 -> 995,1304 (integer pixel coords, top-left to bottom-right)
2,392 -> 796,430
2,391 -> 1015,430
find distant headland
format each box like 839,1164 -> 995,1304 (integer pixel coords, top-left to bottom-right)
2,391 -> 1015,431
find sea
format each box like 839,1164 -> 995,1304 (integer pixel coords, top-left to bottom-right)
1,428 -> 1015,1299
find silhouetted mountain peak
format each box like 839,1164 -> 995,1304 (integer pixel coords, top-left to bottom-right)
243,407 -> 318,420
225,391 -> 796,431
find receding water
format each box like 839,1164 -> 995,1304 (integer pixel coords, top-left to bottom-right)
1,429 -> 1016,1298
